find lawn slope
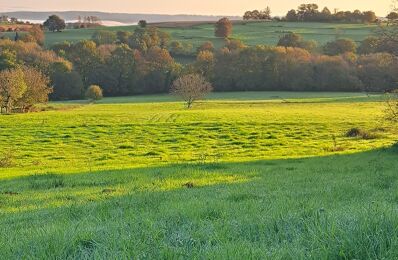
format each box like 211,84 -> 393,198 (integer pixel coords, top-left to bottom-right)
0,92 -> 397,258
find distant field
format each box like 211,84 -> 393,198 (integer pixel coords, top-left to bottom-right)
0,23 -> 33,31
0,21 -> 376,48
162,21 -> 377,50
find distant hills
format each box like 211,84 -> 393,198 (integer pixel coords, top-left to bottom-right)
2,11 -> 241,25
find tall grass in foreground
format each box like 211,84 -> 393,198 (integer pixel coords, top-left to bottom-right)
1,147 -> 398,258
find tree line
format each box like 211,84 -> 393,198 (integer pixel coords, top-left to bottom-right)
0,16 -> 397,112
244,4 -> 380,23
285,4 -> 377,23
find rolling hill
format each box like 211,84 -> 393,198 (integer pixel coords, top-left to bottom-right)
1,11 -> 241,25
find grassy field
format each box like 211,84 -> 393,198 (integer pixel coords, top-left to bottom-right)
0,92 -> 397,258
0,21 -> 376,48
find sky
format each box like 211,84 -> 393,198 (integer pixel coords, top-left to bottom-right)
0,0 -> 395,16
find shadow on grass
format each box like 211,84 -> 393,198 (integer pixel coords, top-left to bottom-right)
0,144 -> 396,214
0,145 -> 397,258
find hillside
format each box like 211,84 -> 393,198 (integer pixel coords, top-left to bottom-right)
37,21 -> 377,49
1,92 -> 397,258
1,11 -> 241,24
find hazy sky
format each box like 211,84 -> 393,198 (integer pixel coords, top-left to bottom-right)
0,0 -> 395,16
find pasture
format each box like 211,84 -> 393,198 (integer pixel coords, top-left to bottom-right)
0,21 -> 376,48
0,92 -> 397,258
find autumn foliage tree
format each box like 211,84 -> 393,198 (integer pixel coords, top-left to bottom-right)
0,68 -> 26,113
22,25 -> 45,46
0,67 -> 51,113
323,39 -> 357,55
85,85 -> 103,101
18,66 -> 52,112
277,32 -> 318,51
171,74 -> 213,108
215,18 -> 233,38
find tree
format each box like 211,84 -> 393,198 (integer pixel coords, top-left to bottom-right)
286,10 -> 298,21
138,20 -> 147,28
244,7 -> 271,20
277,33 -> 317,52
323,39 -> 357,55
385,88 -> 398,123
215,18 -> 233,38
50,61 -> 83,100
0,68 -> 27,113
0,49 -> 18,70
320,7 -> 332,21
225,39 -> 246,51
312,55 -> 362,91
278,33 -> 303,48
170,74 -> 212,108
43,15 -> 66,32
362,11 -> 377,23
116,31 -> 132,44
169,41 -> 193,56
261,7 -> 272,20
17,67 -> 52,112
85,85 -> 103,101
387,12 -> 398,20
358,37 -> 380,54
22,25 -> 45,46
195,50 -> 215,78
66,40 -> 101,87
103,44 -> 136,95
92,30 -> 117,45
141,47 -> 179,93
197,41 -> 215,53
128,27 -> 169,53
297,4 -> 320,21
357,53 -> 398,92
243,11 -> 254,20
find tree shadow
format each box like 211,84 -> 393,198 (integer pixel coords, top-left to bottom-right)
0,144 -> 396,215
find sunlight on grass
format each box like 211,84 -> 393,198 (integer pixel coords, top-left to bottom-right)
0,94 -> 395,180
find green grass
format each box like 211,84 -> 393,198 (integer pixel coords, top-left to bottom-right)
163,21 -> 377,50
0,92 -> 397,258
2,21 -> 373,48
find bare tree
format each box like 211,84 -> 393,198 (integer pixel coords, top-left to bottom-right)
386,90 -> 398,122
170,74 -> 213,109
377,1 -> 398,54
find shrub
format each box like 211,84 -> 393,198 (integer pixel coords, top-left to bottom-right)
345,128 -> 377,139
0,149 -> 15,168
346,128 -> 362,137
85,85 -> 103,101
323,39 -> 357,55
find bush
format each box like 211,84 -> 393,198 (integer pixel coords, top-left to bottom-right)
323,39 -> 357,55
0,149 -> 15,168
85,85 -> 103,101
345,128 -> 377,139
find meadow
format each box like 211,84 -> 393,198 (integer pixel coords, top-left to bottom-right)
1,21 -> 376,48
0,92 -> 397,258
